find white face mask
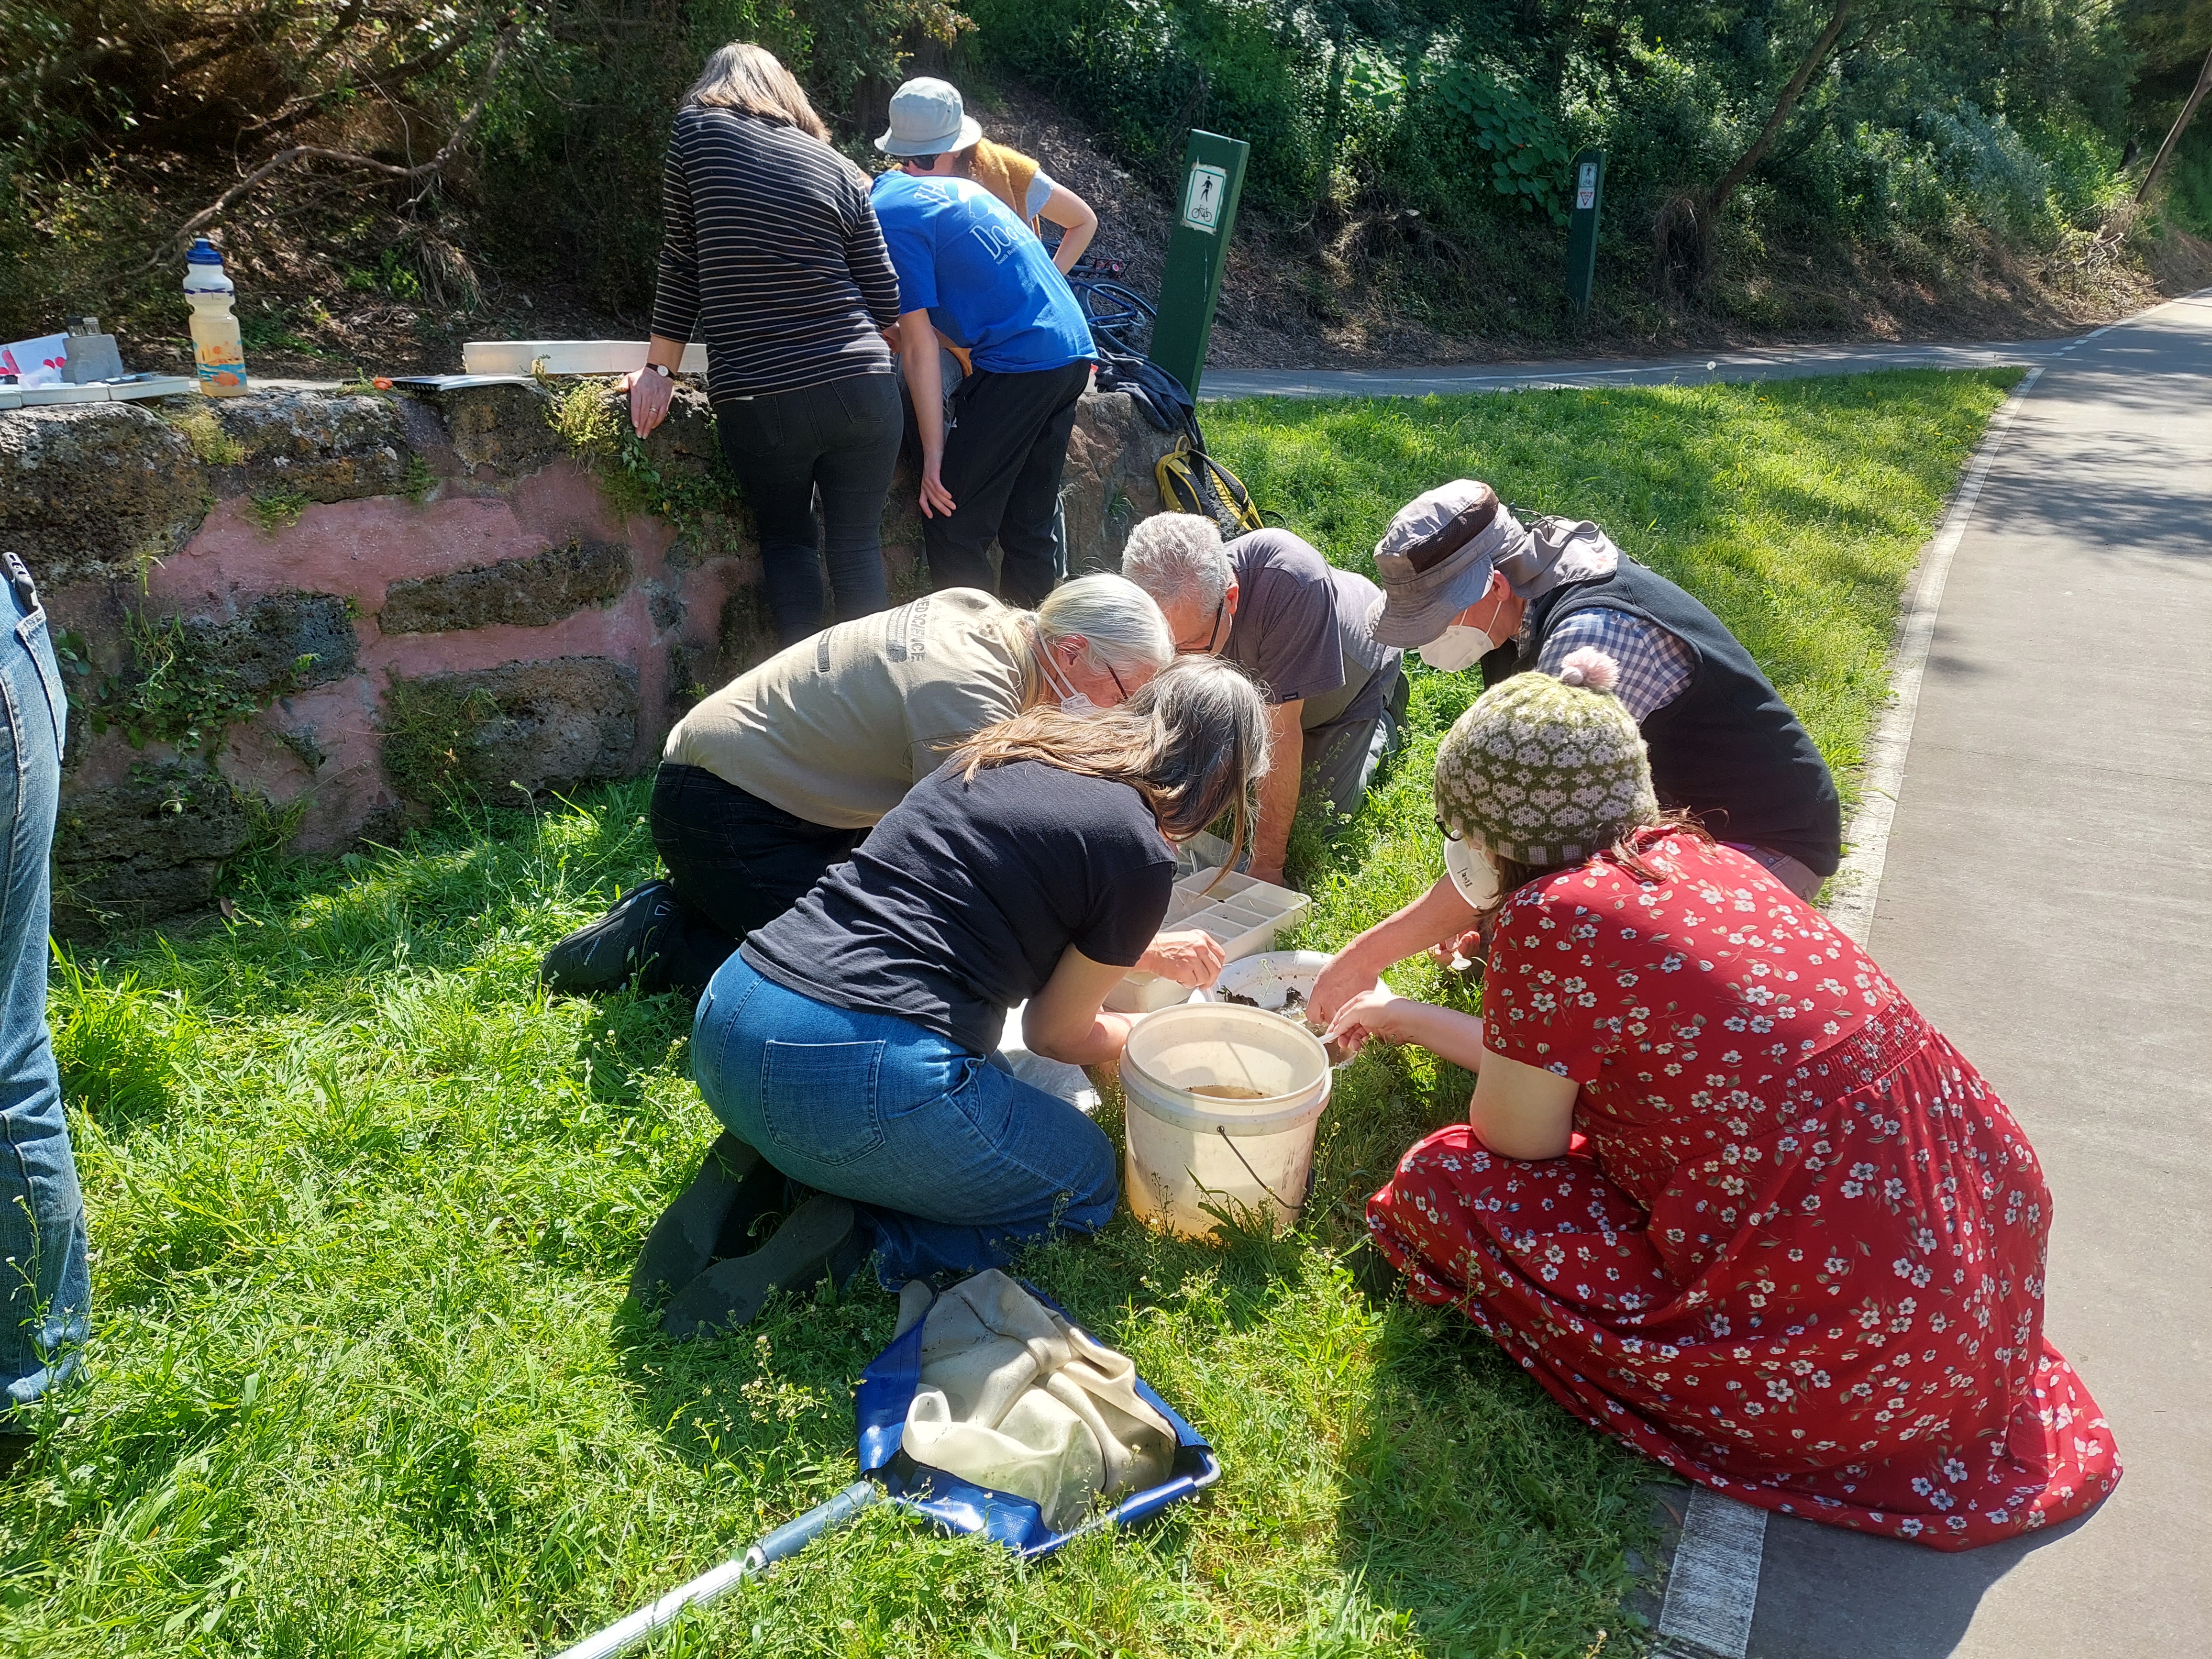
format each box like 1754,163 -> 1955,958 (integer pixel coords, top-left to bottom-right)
1040,652 -> 1096,715
1417,623 -> 1500,673
1442,832 -> 1501,908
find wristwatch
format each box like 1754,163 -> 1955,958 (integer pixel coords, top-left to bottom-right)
644,363 -> 673,379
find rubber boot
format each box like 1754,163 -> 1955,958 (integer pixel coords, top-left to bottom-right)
628,1132 -> 783,1305
662,1195 -> 858,1339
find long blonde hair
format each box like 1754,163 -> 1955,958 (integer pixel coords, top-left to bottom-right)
951,657 -> 1270,863
684,43 -> 829,142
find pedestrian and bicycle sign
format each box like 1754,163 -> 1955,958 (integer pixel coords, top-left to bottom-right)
1182,165 -> 1228,232
1151,135 -> 1248,398
1565,148 -> 1605,314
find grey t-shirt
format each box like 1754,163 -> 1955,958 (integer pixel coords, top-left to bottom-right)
1221,529 -> 1390,728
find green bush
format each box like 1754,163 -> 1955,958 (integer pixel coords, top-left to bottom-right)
1562,35 -> 1744,230
1367,52 -> 1572,234
966,0 -> 1320,216
2025,112 -> 2132,228
2163,126 -> 2212,238
965,0 -> 2153,296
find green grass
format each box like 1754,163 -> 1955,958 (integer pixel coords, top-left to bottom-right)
1207,367 -> 2024,807
0,371 -> 2019,1658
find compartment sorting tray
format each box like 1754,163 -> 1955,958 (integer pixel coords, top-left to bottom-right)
1103,870 -> 1313,1014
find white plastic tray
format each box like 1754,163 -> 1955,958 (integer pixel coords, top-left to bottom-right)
461,339 -> 711,376
1105,869 -> 1311,1013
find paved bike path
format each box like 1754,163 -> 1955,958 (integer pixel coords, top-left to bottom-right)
1196,337 -> 2081,400
1740,292 -> 2212,1656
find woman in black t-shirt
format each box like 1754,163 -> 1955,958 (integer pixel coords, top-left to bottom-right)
653,658 -> 1268,1336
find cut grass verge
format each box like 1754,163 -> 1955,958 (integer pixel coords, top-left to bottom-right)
1206,367 -> 2025,811
2,370 -> 2019,1658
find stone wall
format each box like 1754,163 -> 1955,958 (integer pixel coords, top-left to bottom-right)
0,380 -> 1180,937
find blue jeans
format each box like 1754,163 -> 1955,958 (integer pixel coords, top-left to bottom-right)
0,553 -> 87,1418
692,956 -> 1117,1283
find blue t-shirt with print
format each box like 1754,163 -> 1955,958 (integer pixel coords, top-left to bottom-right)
871,172 -> 1094,375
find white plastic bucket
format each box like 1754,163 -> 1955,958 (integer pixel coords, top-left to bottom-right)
1119,1004 -> 1331,1239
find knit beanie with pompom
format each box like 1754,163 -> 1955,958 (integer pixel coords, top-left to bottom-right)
1432,647 -> 1659,867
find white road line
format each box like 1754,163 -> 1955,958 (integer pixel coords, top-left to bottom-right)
1822,365 -> 2044,948
1655,1487 -> 1770,1659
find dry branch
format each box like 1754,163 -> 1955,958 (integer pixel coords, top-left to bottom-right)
167,19 -> 520,253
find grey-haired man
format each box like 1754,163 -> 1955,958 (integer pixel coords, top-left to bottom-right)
1122,514 -> 1404,885
1309,479 -> 1841,1026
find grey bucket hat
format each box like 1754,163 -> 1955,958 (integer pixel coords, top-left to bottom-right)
876,77 -> 983,157
1372,480 -> 1625,648
1372,480 -> 1517,648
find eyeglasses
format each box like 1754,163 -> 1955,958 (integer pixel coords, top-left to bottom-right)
1107,661 -> 1129,701
1434,814 -> 1463,842
903,153 -> 944,171
1176,595 -> 1224,655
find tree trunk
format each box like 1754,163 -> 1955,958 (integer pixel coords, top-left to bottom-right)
2136,40 -> 2212,206
1316,21 -> 1349,212
1703,0 -> 1856,219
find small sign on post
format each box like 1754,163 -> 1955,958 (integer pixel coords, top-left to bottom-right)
1182,164 -> 1229,231
1565,148 -> 1605,315
1148,131 -> 1249,400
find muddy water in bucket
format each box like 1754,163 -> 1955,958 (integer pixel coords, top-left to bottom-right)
1120,1005 -> 1332,1239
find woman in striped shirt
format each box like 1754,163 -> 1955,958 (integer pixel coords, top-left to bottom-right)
628,44 -> 906,646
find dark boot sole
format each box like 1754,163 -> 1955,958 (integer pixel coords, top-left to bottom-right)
661,1195 -> 857,1339
628,1132 -> 781,1304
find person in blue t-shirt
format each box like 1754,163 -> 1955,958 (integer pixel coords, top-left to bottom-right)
872,78 -> 1096,608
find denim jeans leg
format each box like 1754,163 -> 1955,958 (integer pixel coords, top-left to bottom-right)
717,392 -> 827,645
0,565 -> 88,1417
813,375 -> 900,626
862,1055 -> 1117,1282
694,960 -> 1117,1283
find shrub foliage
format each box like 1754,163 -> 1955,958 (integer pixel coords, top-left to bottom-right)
0,0 -> 2207,339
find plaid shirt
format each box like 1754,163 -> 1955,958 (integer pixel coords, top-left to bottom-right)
1527,605 -> 1695,723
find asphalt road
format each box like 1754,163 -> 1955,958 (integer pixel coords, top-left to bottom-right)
1196,337 -> 2084,400
1739,292 -> 2212,1656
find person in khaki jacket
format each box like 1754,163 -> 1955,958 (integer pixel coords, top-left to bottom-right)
540,575 -> 1223,1001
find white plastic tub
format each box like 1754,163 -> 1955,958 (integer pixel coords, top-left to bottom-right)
1119,1004 -> 1331,1239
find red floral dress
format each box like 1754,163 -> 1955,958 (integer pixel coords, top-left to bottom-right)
1367,832 -> 2119,1549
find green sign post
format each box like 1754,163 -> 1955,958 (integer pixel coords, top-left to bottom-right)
1146,130 -> 1249,399
1564,148 -> 1605,314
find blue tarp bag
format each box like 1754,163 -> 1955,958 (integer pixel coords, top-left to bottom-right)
853,1280 -> 1221,1560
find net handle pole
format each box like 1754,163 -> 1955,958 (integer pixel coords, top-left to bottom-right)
551,1481 -> 881,1659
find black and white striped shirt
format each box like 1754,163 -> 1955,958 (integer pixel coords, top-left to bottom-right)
650,105 -> 903,399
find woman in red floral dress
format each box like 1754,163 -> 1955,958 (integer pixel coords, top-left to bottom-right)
1326,650 -> 2118,1549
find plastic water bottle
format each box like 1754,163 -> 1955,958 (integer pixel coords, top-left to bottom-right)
183,237 -> 248,397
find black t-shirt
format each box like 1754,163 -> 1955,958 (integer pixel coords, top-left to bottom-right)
740,758 -> 1177,1054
